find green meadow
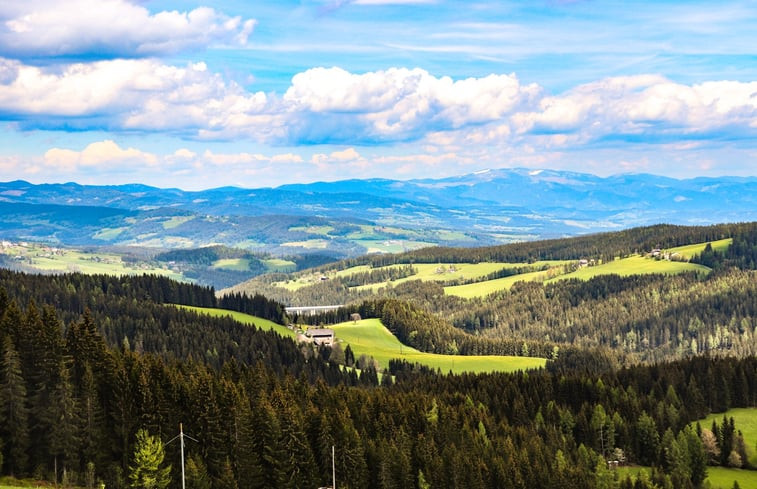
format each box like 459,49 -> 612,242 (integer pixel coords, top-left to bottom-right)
698,407 -> 757,466
617,465 -> 757,489
176,305 -> 296,339
546,255 -> 710,283
211,258 -> 252,271
668,238 -> 733,259
1,244 -> 182,280
445,268 -> 560,298
330,318 -> 545,374
446,251 -> 715,299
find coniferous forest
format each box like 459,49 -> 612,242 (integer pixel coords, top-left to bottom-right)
0,223 -> 756,488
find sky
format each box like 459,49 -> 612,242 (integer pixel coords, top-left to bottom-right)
0,0 -> 755,189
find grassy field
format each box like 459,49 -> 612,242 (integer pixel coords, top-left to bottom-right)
706,466 -> 757,488
277,261 -> 569,293
546,255 -> 710,283
262,258 -> 297,273
445,268 -> 561,298
617,465 -> 757,489
330,318 -> 545,374
698,407 -> 757,466
0,243 -> 183,280
446,253 -> 711,299
212,258 -> 251,271
176,305 -> 296,339
668,238 -> 732,259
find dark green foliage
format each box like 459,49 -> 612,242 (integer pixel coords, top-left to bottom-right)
0,263 -> 755,488
691,225 -> 757,270
0,336 -> 30,476
218,292 -> 288,324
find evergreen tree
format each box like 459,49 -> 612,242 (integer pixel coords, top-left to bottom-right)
635,412 -> 660,466
47,360 -> 81,481
0,336 -> 30,476
185,454 -> 211,489
215,458 -> 239,489
129,428 -> 171,489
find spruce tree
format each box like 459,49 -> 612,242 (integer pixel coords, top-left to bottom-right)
47,360 -> 81,481
0,336 -> 30,476
129,428 -> 171,489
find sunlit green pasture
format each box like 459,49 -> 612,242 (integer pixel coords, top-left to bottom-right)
262,258 -> 297,272
446,253 -> 711,299
2,244 -> 182,279
617,464 -> 757,489
698,407 -> 757,466
668,238 -> 732,258
444,268 -> 560,298
276,261 -> 564,293
92,226 -> 126,239
546,255 -> 710,283
331,318 -> 545,374
353,262 -> 553,292
706,466 -> 757,489
176,305 -> 296,338
212,258 -> 251,271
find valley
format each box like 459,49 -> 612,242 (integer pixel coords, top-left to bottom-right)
1,218 -> 756,489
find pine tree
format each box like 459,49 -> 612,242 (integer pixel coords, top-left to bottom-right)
129,428 -> 171,489
215,457 -> 239,489
0,336 -> 30,476
47,359 -> 81,481
185,454 -> 211,489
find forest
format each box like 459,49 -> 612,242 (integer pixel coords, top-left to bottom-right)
0,222 -> 756,488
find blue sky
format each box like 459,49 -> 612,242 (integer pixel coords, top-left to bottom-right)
0,0 -> 755,189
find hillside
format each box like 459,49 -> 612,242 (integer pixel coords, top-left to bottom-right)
1,269 -> 756,488
229,223 -> 757,364
1,224 -> 757,489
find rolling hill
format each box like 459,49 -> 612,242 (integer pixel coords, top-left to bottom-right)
2,169 -> 756,260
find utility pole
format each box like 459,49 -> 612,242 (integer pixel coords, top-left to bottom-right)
332,445 -> 336,489
167,423 -> 199,489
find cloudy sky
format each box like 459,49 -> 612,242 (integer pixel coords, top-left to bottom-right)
0,0 -> 755,189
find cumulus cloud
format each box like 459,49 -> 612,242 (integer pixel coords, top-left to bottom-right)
1,60 -> 756,151
283,67 -> 541,143
43,140 -> 157,171
514,75 -> 757,141
0,0 -> 255,61
0,57 -> 279,139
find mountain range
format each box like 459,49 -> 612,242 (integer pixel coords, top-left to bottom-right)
1,168 -> 756,257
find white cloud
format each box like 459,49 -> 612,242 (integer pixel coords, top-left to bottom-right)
43,140 -> 157,171
1,60 -> 755,152
0,0 -> 255,60
0,57 -> 280,139
515,75 -> 757,140
284,67 -> 541,142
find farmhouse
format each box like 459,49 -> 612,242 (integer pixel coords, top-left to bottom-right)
304,328 -> 335,347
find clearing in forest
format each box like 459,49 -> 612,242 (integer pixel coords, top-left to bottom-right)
331,318 -> 546,374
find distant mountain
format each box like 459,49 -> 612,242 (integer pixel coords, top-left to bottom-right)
1,169 -> 756,256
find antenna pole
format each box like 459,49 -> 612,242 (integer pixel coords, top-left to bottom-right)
167,423 -> 197,489
180,423 -> 186,489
